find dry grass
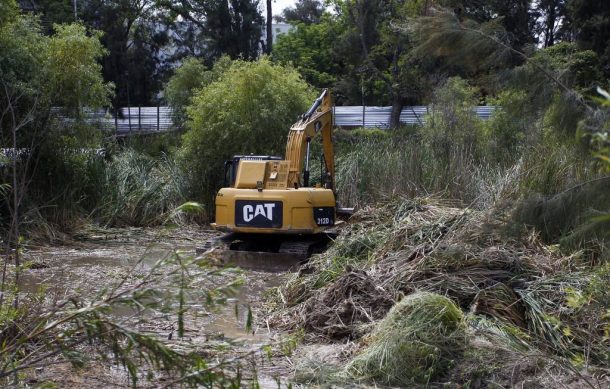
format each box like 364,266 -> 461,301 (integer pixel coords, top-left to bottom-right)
269,196 -> 610,385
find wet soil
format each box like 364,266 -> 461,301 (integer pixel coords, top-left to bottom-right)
19,226 -> 293,388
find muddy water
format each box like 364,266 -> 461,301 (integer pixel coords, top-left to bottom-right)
20,226 -> 292,386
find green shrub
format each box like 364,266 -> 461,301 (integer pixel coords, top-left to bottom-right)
518,141 -> 592,196
483,89 -> 532,162
180,57 -> 314,210
24,123 -> 106,230
346,292 -> 466,386
513,177 -> 610,259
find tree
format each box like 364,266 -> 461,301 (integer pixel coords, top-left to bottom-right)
37,0 -> 77,26
278,0 -> 325,25
511,42 -> 602,138
166,17 -> 207,62
329,0 -> 393,104
180,58 -> 314,208
81,0 -> 168,107
0,0 -> 17,28
565,0 -> 610,74
331,0 -> 433,127
1,16 -> 110,144
272,13 -> 340,88
408,4 -> 541,99
1,8 -> 112,308
46,23 -> 113,116
165,56 -> 231,126
437,0 -> 536,59
157,0 -> 264,61
533,0 -> 567,47
265,0 -> 272,54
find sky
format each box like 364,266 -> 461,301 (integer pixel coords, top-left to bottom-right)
270,0 -> 297,17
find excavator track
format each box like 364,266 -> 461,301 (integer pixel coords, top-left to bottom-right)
197,232 -> 335,272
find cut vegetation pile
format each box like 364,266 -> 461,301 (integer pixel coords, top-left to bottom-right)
270,196 -> 610,385
346,292 -> 466,386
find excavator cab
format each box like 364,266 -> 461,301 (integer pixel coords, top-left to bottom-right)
223,155 -> 283,187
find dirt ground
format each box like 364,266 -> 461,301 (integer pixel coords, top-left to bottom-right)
19,226 -> 294,388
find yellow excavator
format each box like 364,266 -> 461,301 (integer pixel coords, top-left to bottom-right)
203,89 -> 343,269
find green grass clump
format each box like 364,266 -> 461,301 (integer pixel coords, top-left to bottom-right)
346,292 -> 466,386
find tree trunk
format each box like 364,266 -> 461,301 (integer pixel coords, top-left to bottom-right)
544,2 -> 557,47
389,43 -> 403,129
266,0 -> 272,54
390,98 -> 404,129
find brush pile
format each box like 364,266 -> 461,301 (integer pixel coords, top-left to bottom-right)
270,196 -> 610,379
299,269 -> 394,339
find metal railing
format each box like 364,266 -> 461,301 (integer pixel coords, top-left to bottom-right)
54,106 -> 176,136
54,105 -> 497,136
334,106 -> 496,128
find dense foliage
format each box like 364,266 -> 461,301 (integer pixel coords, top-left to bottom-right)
0,7 -> 113,230
2,0 -> 607,284
164,56 -> 232,127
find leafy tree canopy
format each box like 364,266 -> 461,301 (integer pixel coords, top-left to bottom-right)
164,56 -> 232,125
566,0 -> 610,73
157,0 -> 264,62
0,15 -> 47,95
277,0 -> 325,25
327,0 -> 432,126
37,0 -> 77,26
46,23 -> 113,114
0,10 -> 113,147
81,0 -> 167,107
0,0 -> 17,28
440,0 -> 535,53
272,13 -> 339,88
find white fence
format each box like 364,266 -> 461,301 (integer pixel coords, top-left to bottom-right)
54,106 -> 174,135
333,106 -> 496,128
56,105 -> 497,135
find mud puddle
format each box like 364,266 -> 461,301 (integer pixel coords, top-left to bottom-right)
19,226 -> 293,387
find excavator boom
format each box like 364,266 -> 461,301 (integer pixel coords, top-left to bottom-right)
285,89 -> 335,190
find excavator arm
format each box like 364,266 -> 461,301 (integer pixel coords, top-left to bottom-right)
284,89 -> 334,191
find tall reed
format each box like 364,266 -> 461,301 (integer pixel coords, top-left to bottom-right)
100,149 -> 188,226
336,126 -> 598,200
